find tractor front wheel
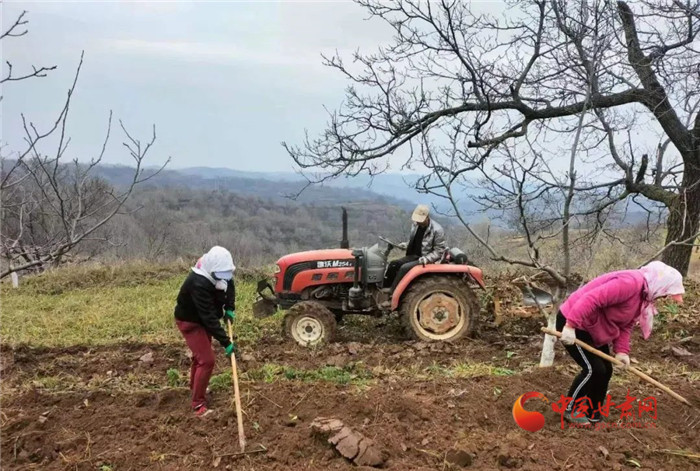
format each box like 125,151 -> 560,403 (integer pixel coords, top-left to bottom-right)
284,301 -> 337,347
400,277 -> 478,342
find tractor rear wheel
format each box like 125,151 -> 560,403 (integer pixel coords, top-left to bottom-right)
284,301 -> 337,347
400,277 -> 479,342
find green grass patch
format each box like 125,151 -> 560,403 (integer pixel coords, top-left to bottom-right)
1,263 -> 276,347
166,368 -> 187,387
243,362 -> 373,386
30,373 -> 82,391
411,361 -> 516,380
370,361 -> 519,381
448,362 -> 515,378
209,371 -> 233,392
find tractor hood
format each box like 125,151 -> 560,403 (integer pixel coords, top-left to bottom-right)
274,249 -> 357,294
276,249 -> 356,269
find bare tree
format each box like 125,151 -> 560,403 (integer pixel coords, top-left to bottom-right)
285,0 -> 700,275
0,12 -> 168,279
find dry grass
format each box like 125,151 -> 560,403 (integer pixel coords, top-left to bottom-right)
1,263 -> 273,347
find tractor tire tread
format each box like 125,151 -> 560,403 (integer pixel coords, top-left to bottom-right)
283,301 -> 337,347
400,276 -> 479,342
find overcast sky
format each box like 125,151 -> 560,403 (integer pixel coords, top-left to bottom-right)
2,1 -> 411,172
2,1 -> 672,181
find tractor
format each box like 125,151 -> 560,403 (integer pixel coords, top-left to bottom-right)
253,208 -> 485,346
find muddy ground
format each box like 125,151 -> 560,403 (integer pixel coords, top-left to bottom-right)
2,317 -> 699,471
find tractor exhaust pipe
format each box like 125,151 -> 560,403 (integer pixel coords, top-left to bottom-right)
340,207 -> 349,249
348,248 -> 364,308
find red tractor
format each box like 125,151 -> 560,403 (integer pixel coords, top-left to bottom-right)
254,208 -> 485,346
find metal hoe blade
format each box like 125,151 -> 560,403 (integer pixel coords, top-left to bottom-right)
520,285 -> 554,306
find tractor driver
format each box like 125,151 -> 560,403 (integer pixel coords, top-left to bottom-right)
383,204 -> 448,292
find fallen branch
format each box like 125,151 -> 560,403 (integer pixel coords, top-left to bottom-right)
288,387 -> 314,414
260,394 -> 283,409
416,448 -> 442,459
654,449 -> 700,460
627,430 -> 646,447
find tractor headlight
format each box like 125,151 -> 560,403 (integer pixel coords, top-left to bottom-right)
274,264 -> 281,274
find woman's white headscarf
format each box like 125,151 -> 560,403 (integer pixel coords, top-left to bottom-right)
192,246 -> 235,291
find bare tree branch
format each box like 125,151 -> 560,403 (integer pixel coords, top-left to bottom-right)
0,17 -> 169,278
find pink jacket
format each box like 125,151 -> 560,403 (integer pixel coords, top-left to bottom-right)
560,270 -> 647,354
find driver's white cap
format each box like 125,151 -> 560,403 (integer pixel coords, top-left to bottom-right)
411,204 -> 430,223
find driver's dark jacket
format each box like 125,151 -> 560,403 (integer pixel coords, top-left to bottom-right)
405,219 -> 447,263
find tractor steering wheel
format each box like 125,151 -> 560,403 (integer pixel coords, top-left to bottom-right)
379,236 -> 398,247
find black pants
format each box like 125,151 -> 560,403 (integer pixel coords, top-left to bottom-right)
556,312 -> 613,419
384,255 -> 420,290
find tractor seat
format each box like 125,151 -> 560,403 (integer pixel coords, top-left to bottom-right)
442,247 -> 469,265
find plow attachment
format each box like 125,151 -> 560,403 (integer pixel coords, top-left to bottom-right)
253,279 -> 278,319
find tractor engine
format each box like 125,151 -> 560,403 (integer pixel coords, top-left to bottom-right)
347,246 -> 386,310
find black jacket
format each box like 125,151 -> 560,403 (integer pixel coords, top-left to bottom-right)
174,271 -> 235,347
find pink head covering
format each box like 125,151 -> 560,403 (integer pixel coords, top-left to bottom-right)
638,261 -> 684,339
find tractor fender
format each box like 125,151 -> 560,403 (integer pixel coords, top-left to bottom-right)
390,264 -> 485,311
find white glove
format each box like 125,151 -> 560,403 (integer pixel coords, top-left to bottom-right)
615,353 -> 630,370
398,242 -> 408,250
418,257 -> 427,266
560,325 -> 576,345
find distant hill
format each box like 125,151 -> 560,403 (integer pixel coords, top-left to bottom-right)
4,158 -> 659,270
108,165 -> 657,228
97,165 -> 419,210
90,164 -> 434,265
159,166 -> 655,226
163,166 -> 485,216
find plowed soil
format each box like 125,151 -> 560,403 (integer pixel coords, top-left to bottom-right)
2,317 -> 699,471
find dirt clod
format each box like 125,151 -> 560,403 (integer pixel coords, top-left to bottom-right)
331,428 -> 360,459
139,351 -> 154,364
285,416 -> 299,427
347,343 -> 361,355
325,355 -> 349,368
311,417 -> 387,468
310,417 -> 344,434
671,346 -> 692,357
446,449 -> 474,467
497,446 -> 523,469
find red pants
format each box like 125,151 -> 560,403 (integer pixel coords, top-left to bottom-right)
176,320 -> 215,410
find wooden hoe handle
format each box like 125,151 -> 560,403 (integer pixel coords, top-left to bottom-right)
227,320 -> 247,451
541,327 -> 692,407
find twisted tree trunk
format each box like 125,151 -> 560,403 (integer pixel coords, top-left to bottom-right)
662,164 -> 700,276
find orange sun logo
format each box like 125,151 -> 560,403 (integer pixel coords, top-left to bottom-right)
513,391 -> 549,432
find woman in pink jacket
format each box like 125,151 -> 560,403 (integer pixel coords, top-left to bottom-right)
556,261 -> 684,424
